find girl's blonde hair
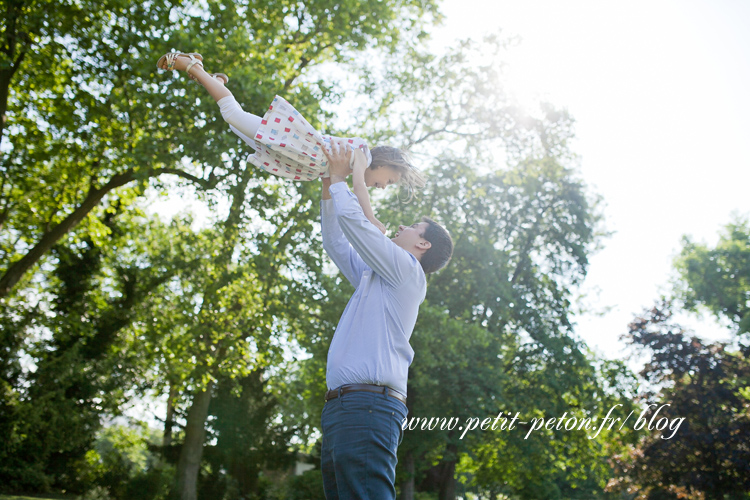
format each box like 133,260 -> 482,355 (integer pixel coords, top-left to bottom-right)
369,146 -> 425,202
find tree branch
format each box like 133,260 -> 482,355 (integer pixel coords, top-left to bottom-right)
154,167 -> 216,189
0,169 -> 136,298
0,165 -> 215,299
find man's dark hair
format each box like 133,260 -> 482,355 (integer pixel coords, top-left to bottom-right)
419,216 -> 453,274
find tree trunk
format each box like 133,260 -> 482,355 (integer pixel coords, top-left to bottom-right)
0,0 -> 29,146
437,443 -> 457,500
0,64 -> 13,142
163,382 -> 178,448
176,383 -> 214,500
399,449 -> 415,500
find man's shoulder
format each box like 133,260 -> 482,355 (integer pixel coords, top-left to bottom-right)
373,247 -> 426,289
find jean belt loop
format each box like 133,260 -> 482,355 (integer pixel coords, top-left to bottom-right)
384,386 -> 389,399
337,386 -> 343,399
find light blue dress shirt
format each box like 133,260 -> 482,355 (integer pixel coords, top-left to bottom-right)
321,183 -> 426,396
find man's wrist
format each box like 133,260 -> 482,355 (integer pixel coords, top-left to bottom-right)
330,174 -> 347,184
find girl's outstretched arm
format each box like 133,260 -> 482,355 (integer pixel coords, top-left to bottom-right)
351,149 -> 386,234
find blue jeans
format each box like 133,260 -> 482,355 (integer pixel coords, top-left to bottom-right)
321,390 -> 408,500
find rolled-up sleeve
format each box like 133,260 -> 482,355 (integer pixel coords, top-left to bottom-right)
328,183 -> 420,288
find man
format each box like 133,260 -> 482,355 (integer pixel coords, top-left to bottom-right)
319,141 -> 454,499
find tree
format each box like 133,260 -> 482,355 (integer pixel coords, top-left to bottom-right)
286,35 -> 623,499
380,156 -> 633,500
0,0 -> 221,299
611,301 -> 750,499
674,215 -> 750,334
2,0 -> 442,497
352,37 -> 612,498
202,370 -> 296,497
0,201 -> 201,492
0,0 -> 441,299
606,216 -> 750,499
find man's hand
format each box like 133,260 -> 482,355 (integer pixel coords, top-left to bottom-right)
324,139 -> 352,184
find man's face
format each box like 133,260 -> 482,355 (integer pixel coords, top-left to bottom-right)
392,221 -> 430,250
365,165 -> 401,189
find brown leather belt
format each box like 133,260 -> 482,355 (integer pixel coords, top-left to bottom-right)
325,384 -> 407,405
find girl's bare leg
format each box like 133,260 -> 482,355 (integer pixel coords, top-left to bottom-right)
167,54 -> 231,103
165,54 -> 262,142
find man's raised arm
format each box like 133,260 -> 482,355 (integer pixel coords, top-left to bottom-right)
320,164 -> 367,288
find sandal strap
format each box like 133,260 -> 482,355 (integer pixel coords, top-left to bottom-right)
164,52 -> 178,71
185,54 -> 203,74
209,73 -> 229,84
159,51 -> 204,72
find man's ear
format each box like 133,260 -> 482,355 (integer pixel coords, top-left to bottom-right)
417,240 -> 431,251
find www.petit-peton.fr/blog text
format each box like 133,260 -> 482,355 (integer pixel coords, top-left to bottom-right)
402,403 -> 684,440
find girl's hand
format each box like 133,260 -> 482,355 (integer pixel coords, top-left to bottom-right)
369,216 -> 387,235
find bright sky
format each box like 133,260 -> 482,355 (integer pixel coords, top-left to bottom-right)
429,0 -> 750,359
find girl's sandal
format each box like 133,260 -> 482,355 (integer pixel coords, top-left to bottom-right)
156,52 -> 204,82
209,73 -> 229,84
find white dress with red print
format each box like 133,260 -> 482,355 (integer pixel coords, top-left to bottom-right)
245,95 -> 372,181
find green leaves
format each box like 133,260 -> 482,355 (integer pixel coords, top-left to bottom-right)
674,215 -> 750,333
616,301 -> 750,498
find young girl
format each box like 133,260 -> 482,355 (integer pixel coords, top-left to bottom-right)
156,51 -> 425,234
